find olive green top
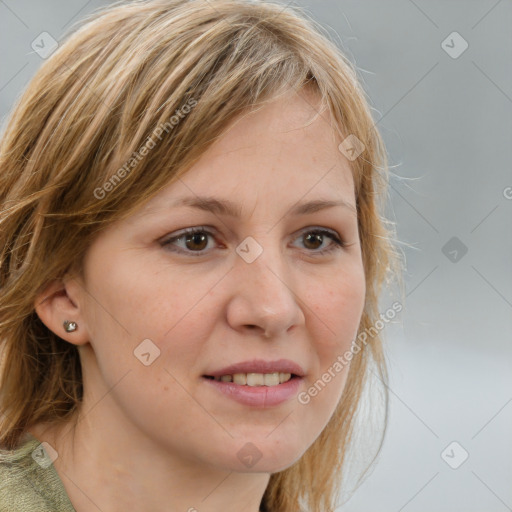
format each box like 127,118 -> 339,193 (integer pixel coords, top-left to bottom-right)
0,432 -> 76,511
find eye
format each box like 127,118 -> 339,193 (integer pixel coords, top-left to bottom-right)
160,226 -> 345,256
160,226 -> 218,256
292,227 -> 346,255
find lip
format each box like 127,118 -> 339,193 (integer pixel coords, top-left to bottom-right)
203,358 -> 306,378
202,375 -> 303,407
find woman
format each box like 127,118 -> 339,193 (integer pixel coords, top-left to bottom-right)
0,0 -> 402,510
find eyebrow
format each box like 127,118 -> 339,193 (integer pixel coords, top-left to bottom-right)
170,195 -> 357,218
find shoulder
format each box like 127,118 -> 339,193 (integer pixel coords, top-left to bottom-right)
0,433 -> 76,512
0,433 -> 48,511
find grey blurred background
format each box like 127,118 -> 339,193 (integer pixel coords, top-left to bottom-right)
1,1 -> 511,511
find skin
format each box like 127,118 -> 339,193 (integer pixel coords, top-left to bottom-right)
32,89 -> 366,512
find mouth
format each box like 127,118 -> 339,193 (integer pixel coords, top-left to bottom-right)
202,373 -> 301,387
201,372 -> 303,407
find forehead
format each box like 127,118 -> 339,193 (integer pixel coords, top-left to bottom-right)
137,92 -> 356,218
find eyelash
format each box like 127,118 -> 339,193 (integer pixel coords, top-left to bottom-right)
160,226 -> 346,257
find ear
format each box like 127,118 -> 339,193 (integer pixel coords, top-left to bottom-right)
34,276 -> 90,346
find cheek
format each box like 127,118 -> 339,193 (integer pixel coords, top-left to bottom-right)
294,269 -> 365,440
94,266 -> 220,382
309,264 -> 366,351
86,259 -> 194,337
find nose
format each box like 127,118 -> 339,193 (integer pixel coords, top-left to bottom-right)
225,242 -> 306,339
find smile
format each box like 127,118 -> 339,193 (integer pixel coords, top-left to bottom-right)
202,374 -> 302,407
204,372 -> 293,386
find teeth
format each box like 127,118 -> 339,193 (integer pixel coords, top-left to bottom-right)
233,373 -> 247,385
213,372 -> 292,386
263,373 -> 279,386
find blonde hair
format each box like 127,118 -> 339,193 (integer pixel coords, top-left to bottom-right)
0,0 -> 403,510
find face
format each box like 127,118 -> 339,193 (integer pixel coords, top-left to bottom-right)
71,90 -> 366,473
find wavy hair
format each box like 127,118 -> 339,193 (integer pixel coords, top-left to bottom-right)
0,1 -> 403,510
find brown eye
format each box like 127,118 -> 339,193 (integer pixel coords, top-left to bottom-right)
183,232 -> 209,251
303,232 -> 324,250
293,228 -> 345,255
161,226 -> 345,257
161,227 -> 216,256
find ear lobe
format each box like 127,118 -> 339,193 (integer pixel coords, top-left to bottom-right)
34,279 -> 89,346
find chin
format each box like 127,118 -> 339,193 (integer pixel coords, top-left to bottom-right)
221,438 -> 307,474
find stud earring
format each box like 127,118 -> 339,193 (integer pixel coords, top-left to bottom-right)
63,320 -> 78,333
